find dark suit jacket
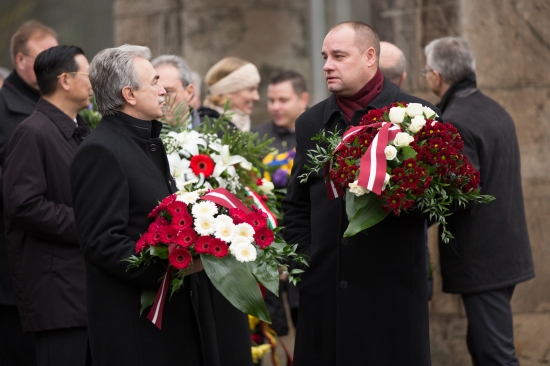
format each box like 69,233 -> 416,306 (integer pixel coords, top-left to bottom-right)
3,98 -> 89,331
253,121 -> 296,152
283,78 -> 438,366
71,112 -> 205,365
0,73 -> 38,305
437,73 -> 534,293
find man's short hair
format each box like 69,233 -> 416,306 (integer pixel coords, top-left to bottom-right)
379,42 -> 406,85
331,21 -> 380,61
34,45 -> 84,96
151,55 -> 193,87
10,20 -> 57,66
89,45 -> 151,116
424,37 -> 476,85
269,70 -> 307,95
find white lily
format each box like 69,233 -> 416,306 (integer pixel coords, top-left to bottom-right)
167,130 -> 206,158
210,143 -> 250,177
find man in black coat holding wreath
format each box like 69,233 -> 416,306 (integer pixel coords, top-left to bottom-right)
282,21 -> 440,366
70,45 -> 206,365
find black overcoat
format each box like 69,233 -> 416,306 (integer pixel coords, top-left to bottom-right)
70,112 -> 204,365
3,98 -> 89,331
0,73 -> 38,306
437,74 -> 534,293
282,78 -> 438,366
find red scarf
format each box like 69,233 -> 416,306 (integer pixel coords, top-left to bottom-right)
336,68 -> 384,123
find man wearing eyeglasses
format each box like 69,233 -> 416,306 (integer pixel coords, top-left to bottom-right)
0,20 -> 58,366
3,45 -> 92,366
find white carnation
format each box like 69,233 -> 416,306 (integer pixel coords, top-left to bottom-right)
191,201 -> 218,218
230,241 -> 257,262
393,132 -> 415,147
232,223 -> 255,242
348,180 -> 369,197
384,145 -> 397,160
405,103 -> 424,117
194,214 -> 216,236
409,115 -> 427,134
388,107 -> 406,123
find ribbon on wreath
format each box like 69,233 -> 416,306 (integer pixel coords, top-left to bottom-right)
326,122 -> 402,199
244,186 -> 278,229
146,268 -> 172,329
201,187 -> 252,214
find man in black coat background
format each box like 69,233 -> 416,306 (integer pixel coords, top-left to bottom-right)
71,44 -> 206,365
282,21 -> 439,366
0,20 -> 57,366
424,37 -> 535,366
3,45 -> 92,365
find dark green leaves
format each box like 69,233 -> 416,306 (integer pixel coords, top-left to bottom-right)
344,191 -> 389,237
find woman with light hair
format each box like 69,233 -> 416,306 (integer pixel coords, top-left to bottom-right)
198,57 -> 260,131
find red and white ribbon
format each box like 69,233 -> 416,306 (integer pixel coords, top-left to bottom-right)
244,186 -> 278,229
147,268 -> 172,329
201,188 -> 252,214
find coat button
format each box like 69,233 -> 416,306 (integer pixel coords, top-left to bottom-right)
340,280 -> 348,289
150,143 -> 157,151
341,238 -> 348,246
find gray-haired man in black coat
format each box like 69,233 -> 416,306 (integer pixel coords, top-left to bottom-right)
424,37 -> 534,366
283,21 -> 440,366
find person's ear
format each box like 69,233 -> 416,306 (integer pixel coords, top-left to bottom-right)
299,91 -> 310,110
398,72 -> 407,88
365,47 -> 376,68
121,86 -> 137,106
15,52 -> 26,72
185,83 -> 195,102
58,73 -> 71,92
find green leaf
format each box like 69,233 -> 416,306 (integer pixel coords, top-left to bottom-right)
149,246 -> 168,259
140,288 -> 157,316
248,261 -> 279,296
345,190 -> 371,219
400,146 -> 418,160
201,254 -> 271,323
344,193 -> 389,237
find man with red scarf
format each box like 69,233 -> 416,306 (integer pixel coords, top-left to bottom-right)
282,22 -> 440,366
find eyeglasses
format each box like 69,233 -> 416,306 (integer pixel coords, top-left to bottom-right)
57,72 -> 89,79
421,67 -> 435,77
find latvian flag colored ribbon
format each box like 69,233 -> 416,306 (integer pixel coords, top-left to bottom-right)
244,186 -> 278,229
201,187 -> 251,214
147,269 -> 172,329
326,122 -> 402,199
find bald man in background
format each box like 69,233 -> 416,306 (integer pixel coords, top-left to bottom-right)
379,41 -> 407,88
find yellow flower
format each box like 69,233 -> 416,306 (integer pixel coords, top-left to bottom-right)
251,344 -> 271,363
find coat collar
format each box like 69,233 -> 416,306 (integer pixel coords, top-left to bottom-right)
0,79 -> 37,116
35,98 -> 89,140
103,112 -> 163,139
437,72 -> 477,113
323,77 -> 399,126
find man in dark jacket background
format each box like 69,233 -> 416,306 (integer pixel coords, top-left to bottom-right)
424,37 -> 534,366
0,20 -> 58,366
3,45 -> 92,365
282,21 -> 439,366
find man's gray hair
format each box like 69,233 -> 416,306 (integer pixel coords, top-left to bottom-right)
151,55 -> 193,87
424,37 -> 476,85
89,44 -> 151,115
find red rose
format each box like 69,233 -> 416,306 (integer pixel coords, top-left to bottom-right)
168,246 -> 192,270
195,236 -> 215,255
175,227 -> 197,248
254,227 -> 274,249
189,154 -> 215,178
172,211 -> 193,229
210,239 -> 229,258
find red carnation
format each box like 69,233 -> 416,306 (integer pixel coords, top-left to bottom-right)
160,226 -> 178,244
172,211 -> 193,229
247,211 -> 267,230
190,154 -> 215,178
254,227 -> 274,249
167,201 -> 188,216
229,208 -> 248,224
195,236 -> 215,255
175,227 -> 197,248
168,246 -> 192,270
210,239 -> 229,258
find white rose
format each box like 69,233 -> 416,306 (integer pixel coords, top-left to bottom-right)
258,179 -> 274,194
409,115 -> 427,133
388,107 -> 406,123
348,180 -> 370,197
393,132 -> 415,147
422,106 -> 438,119
384,145 -> 397,160
405,103 -> 424,117
382,173 -> 391,191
